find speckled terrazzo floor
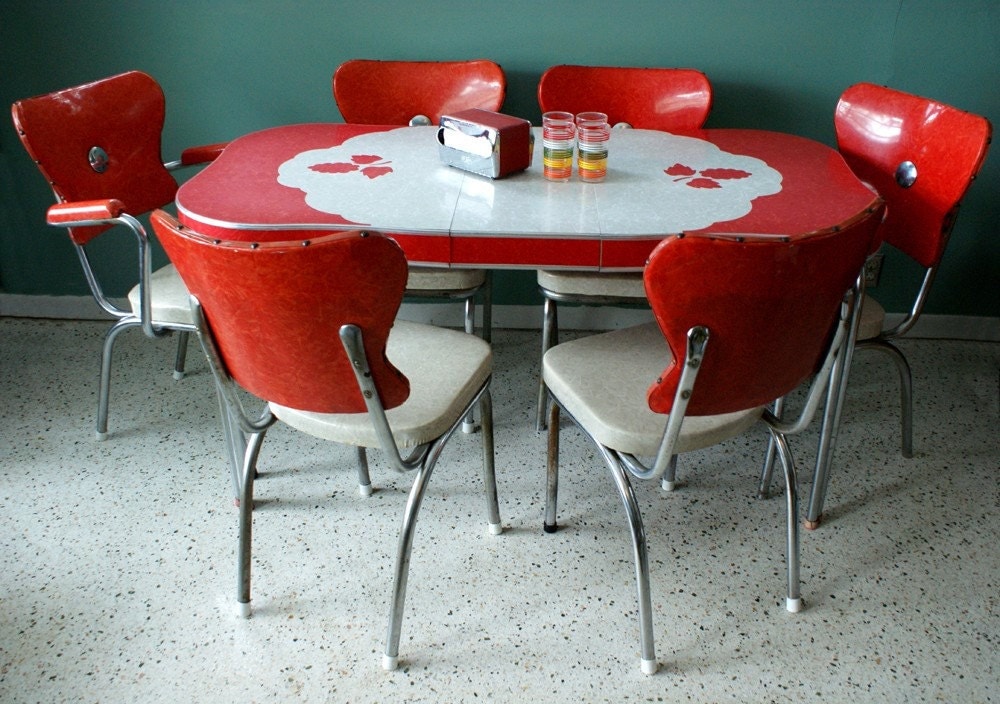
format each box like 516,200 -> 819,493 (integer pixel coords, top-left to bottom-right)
0,317 -> 997,703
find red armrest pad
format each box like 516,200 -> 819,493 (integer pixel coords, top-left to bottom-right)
180,142 -> 229,166
46,199 -> 126,225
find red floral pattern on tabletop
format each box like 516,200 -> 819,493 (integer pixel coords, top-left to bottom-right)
310,154 -> 393,179
665,163 -> 752,189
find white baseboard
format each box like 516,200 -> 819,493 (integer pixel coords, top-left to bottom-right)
2,293 -> 998,341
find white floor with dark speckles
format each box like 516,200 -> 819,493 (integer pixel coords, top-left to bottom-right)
1,317 -> 997,703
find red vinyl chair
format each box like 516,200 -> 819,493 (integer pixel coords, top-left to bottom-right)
333,59 -> 506,346
534,65 -> 713,430
150,210 -> 501,671
542,204 -> 883,674
10,71 -> 226,439
761,83 -> 992,529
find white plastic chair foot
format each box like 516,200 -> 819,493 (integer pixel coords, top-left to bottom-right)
358,483 -> 373,497
95,430 -> 108,441
237,601 -> 251,618
381,654 -> 398,671
461,420 -> 479,434
786,596 -> 803,613
488,522 -> 503,536
641,658 -> 658,675
172,370 -> 185,381
660,479 -> 675,492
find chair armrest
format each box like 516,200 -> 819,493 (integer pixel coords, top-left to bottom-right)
169,141 -> 229,169
46,199 -> 127,226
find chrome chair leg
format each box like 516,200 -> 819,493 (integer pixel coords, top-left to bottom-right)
864,340 -> 914,457
536,297 -> 558,431
757,397 -> 785,498
382,451 -> 439,671
172,331 -> 190,380
660,454 -> 679,491
356,446 -> 373,497
479,391 -> 502,533
236,428 -> 267,618
602,446 -> 657,675
96,317 -> 140,440
461,295 -> 480,434
769,429 -> 802,612
544,400 -> 560,533
481,271 -> 493,344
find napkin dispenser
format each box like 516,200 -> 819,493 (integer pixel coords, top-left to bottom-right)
437,109 -> 533,178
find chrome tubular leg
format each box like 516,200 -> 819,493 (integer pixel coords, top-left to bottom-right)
463,294 -> 476,336
771,430 -> 802,613
481,271 -> 493,344
461,295 -> 479,434
382,458 -> 438,671
604,449 -> 657,675
807,344 -> 852,529
236,429 -> 267,618
872,342 -> 914,458
96,318 -> 140,440
536,297 -> 558,432
356,446 -> 372,497
660,454 -> 679,492
217,393 -> 247,503
479,391 -> 502,534
172,331 -> 190,380
543,400 -> 560,533
757,397 -> 785,499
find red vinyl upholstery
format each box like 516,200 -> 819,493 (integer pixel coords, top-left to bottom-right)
835,82 -> 992,269
151,210 -> 410,414
11,71 -> 223,245
644,208 -> 883,417
538,65 -> 712,132
334,59 -> 506,125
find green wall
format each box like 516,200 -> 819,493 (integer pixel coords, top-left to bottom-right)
2,1 -> 997,316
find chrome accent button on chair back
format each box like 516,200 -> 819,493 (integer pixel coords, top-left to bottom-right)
788,82 -> 992,530
10,70 -> 227,439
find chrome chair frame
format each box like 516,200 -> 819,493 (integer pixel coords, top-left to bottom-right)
191,296 -> 500,671
544,285 -> 858,674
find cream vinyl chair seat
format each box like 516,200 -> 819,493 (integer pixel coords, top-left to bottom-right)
536,269 -> 646,299
406,266 -> 487,294
124,264 -> 196,328
544,322 -> 763,456
272,320 -> 492,449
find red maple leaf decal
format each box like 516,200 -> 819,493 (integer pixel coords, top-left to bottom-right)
311,162 -> 359,174
351,154 -> 384,165
309,153 -> 393,179
665,163 -> 697,178
665,163 -> 752,189
361,165 -> 393,179
699,168 -> 751,180
687,178 -> 722,189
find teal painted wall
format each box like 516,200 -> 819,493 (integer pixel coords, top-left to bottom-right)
2,1 -> 997,315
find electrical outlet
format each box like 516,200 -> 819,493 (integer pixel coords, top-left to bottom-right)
864,252 -> 884,287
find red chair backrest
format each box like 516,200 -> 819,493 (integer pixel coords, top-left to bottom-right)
11,71 -> 179,245
333,59 -> 507,125
644,205 -> 883,416
537,65 -> 712,132
834,83 -> 992,269
151,210 -> 410,414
